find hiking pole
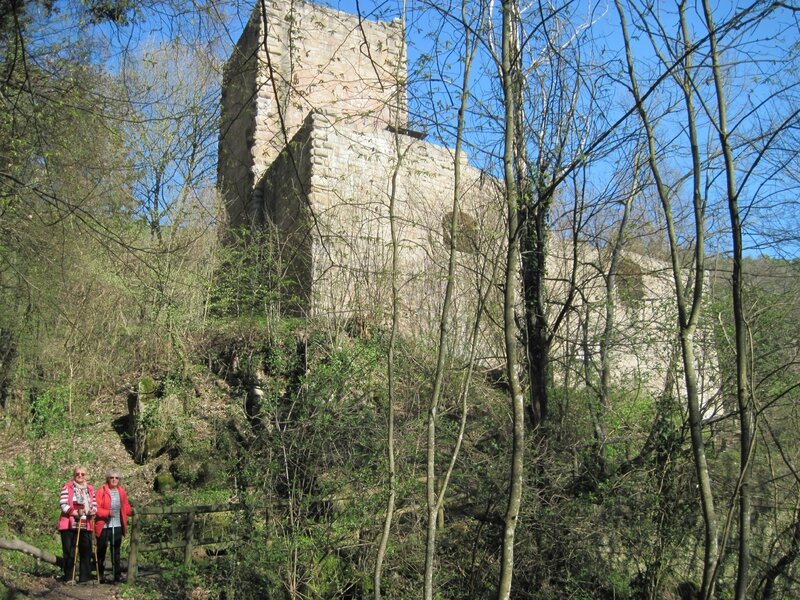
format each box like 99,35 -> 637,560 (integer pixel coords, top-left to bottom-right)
71,515 -> 82,583
111,522 -> 116,583
91,517 -> 100,583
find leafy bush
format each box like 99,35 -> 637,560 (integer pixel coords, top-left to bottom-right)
28,381 -> 73,441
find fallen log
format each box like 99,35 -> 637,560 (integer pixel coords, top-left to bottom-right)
0,536 -> 62,567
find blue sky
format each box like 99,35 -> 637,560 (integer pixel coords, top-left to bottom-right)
225,0 -> 800,257
34,0 -> 799,257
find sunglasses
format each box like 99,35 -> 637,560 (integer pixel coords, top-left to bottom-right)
74,472 -> 86,476
108,476 -> 120,480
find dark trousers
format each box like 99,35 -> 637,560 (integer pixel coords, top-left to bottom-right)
60,526 -> 93,582
97,526 -> 123,581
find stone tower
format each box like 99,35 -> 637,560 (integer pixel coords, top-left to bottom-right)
218,0 -> 408,228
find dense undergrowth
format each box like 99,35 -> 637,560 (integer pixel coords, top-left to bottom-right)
2,254 -> 800,599
0,314 -> 745,599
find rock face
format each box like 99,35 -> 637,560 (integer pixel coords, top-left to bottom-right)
217,0 -> 720,408
130,377 -> 182,464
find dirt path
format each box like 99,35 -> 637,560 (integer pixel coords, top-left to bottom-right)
1,572 -> 129,599
36,579 -> 126,600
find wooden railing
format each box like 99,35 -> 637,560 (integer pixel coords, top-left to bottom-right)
127,502 -> 242,585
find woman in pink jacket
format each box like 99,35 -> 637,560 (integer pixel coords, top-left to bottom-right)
57,466 -> 97,583
93,469 -> 133,583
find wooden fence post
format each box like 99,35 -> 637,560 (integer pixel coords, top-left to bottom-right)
128,514 -> 140,585
184,509 -> 196,566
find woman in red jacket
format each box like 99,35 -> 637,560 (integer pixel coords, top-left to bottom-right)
93,469 -> 133,583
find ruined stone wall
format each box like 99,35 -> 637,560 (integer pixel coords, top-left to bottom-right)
543,242 -> 720,413
310,112 -> 502,342
256,114 -> 316,309
255,110 -> 505,355
245,109 -> 714,395
218,8 -> 261,228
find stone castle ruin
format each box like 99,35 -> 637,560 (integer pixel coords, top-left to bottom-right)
218,0 -> 504,345
217,0 -> 720,411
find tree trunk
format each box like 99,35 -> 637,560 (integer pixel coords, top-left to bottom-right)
497,0 -> 526,597
373,124 -> 403,600
421,2 -> 479,593
521,200 -> 550,428
700,3 -> 754,597
0,537 -> 62,567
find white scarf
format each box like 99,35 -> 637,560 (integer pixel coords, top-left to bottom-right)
72,482 -> 90,508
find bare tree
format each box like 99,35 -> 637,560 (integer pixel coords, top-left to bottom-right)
420,0 -> 483,596
495,1 -> 525,597
700,2 -> 800,596
615,1 -> 719,595
699,4 -> 754,595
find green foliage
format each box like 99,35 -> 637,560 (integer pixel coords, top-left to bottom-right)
616,256 -> 646,307
209,227 -> 291,320
138,376 -> 157,397
1,457 -> 61,545
302,336 -> 384,403
707,261 -> 800,595
156,563 -> 208,599
28,381 -> 73,440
